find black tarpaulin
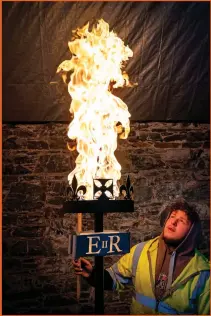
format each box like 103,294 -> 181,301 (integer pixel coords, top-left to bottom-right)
3,1 -> 210,122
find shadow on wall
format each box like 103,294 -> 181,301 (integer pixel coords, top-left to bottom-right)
2,207 -> 96,315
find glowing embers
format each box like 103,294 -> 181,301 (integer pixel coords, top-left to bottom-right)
57,19 -> 134,199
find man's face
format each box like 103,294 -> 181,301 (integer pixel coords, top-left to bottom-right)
163,210 -> 192,244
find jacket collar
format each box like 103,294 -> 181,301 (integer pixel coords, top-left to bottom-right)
147,236 -> 160,253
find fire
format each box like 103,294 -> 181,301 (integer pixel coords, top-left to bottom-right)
57,19 -> 134,200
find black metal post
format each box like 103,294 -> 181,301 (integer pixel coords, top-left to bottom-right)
94,212 -> 104,314
64,177 -> 134,314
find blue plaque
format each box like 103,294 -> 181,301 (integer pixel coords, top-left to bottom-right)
69,231 -> 130,259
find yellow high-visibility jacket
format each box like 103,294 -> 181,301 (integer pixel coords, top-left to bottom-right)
107,237 -> 210,315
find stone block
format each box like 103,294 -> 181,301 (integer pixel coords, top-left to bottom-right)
48,137 -> 68,149
6,240 -> 28,256
3,136 -> 26,149
155,182 -> 182,200
27,239 -> 57,256
129,153 -> 165,170
35,154 -> 73,173
4,182 -> 45,211
163,133 -> 186,142
182,142 -> 205,148
134,185 -> 153,202
203,141 -> 210,148
154,142 -> 181,148
182,182 -> 209,200
27,140 -> 49,149
11,226 -> 46,238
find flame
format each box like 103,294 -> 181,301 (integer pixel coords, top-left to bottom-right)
57,19 -> 135,199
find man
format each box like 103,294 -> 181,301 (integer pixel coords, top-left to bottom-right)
73,199 -> 210,314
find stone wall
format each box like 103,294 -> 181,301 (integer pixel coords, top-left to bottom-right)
2,122 -> 210,314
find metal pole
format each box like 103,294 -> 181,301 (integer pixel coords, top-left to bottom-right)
94,212 -> 104,314
76,213 -> 82,301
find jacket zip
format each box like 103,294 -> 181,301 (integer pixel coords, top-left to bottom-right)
154,250 -> 176,313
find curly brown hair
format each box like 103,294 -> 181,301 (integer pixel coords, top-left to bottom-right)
160,198 -> 200,227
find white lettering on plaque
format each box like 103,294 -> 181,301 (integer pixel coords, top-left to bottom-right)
86,236 -> 101,254
102,240 -> 108,248
107,235 -> 122,253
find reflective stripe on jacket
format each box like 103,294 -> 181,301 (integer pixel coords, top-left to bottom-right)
107,237 -> 210,315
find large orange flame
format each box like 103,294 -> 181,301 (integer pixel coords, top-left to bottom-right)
57,19 -> 134,200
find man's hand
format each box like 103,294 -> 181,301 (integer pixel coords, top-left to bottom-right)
72,257 -> 93,278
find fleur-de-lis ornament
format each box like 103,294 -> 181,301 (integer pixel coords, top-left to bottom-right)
66,174 -> 86,201
120,175 -> 133,200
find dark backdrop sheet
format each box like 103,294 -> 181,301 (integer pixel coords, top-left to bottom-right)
3,1 -> 210,122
